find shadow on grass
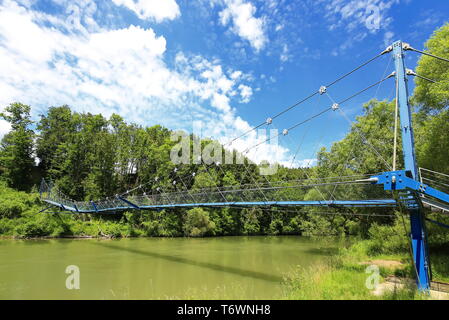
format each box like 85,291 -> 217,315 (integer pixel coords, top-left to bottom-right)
92,241 -> 283,283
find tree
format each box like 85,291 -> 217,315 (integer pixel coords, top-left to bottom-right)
317,99 -> 400,176
412,23 -> 449,174
413,23 -> 449,114
183,208 -> 215,237
415,109 -> 449,174
0,103 -> 35,190
36,105 -> 74,174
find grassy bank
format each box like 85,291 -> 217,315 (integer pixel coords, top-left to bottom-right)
282,239 -> 449,300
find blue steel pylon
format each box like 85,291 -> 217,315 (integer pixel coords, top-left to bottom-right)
392,40 -> 431,290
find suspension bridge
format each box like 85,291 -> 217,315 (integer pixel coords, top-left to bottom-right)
39,41 -> 449,291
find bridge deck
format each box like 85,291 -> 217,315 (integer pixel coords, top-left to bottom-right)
44,199 -> 398,214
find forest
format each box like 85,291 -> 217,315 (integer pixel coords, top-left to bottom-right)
0,24 -> 448,246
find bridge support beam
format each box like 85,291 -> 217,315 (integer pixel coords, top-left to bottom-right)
117,196 -> 141,210
91,201 -> 98,213
392,40 -> 431,290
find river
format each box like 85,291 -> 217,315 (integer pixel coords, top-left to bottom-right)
0,236 -> 339,299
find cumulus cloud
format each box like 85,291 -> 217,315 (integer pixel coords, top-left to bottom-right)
218,0 -> 267,51
112,0 -> 181,22
238,84 -> 252,103
0,0 -> 293,166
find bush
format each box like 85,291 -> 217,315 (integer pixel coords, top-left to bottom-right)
0,183 -> 39,218
0,218 -> 15,235
269,218 -> 283,235
183,208 -> 215,237
142,220 -> 162,236
365,219 -> 409,255
12,212 -> 71,238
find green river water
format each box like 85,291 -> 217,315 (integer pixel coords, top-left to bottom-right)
0,236 -> 339,299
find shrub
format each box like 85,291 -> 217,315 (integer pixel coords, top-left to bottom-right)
183,208 -> 215,237
366,220 -> 409,255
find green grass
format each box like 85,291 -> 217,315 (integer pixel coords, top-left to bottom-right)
282,240 -> 438,300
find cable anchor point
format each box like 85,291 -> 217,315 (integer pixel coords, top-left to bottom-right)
402,42 -> 412,51
406,68 -> 417,76
381,45 -> 393,55
319,86 -> 327,95
387,71 -> 396,79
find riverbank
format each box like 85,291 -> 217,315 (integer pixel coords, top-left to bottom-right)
282,240 -> 449,300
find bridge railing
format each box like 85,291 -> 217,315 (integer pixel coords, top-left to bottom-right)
40,174 -> 394,213
419,167 -> 449,195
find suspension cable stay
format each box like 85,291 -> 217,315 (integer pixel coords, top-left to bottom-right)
404,43 -> 449,63
241,75 -> 394,155
224,50 -> 388,147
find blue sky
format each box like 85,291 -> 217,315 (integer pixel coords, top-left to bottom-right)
0,0 -> 447,167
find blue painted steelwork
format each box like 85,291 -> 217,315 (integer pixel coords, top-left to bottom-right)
91,201 -> 99,213
37,206 -> 54,214
372,170 -> 449,205
44,199 -> 77,212
117,196 -> 141,209
42,199 -> 397,214
393,40 -> 430,290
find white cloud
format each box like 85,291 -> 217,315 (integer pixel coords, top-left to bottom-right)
238,84 -> 252,103
218,0 -> 267,51
325,0 -> 400,30
280,44 -> 289,62
275,24 -> 283,32
230,70 -> 242,80
0,120 -> 11,141
112,0 -> 180,22
383,31 -> 394,47
0,0 -> 293,166
295,158 -> 318,168
220,127 -> 292,167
